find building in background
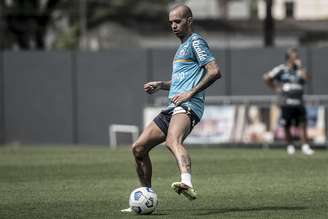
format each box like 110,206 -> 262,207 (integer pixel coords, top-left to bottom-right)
176,0 -> 328,48
258,0 -> 328,20
1,0 -> 328,50
186,0 -> 253,20
187,0 -> 328,20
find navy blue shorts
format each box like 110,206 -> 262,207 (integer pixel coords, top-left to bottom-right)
153,105 -> 200,136
280,105 -> 306,127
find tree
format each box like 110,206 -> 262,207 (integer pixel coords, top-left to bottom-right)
0,0 -> 176,50
0,0 -> 61,49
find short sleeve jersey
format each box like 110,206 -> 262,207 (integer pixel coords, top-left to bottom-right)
267,64 -> 306,106
168,33 -> 215,119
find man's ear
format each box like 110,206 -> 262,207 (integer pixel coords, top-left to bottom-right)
187,17 -> 193,25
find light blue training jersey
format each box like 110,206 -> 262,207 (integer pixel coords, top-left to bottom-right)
168,33 -> 216,119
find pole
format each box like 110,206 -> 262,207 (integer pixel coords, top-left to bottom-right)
79,0 -> 87,49
264,0 -> 275,47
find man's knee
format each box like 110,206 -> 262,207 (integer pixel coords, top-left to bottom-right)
132,142 -> 147,160
166,136 -> 179,150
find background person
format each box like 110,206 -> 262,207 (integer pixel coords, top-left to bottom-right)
263,48 -> 314,155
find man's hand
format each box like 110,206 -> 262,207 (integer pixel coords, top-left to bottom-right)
263,73 -> 280,93
274,85 -> 283,93
171,91 -> 193,106
298,67 -> 309,81
294,59 -> 302,68
144,81 -> 161,94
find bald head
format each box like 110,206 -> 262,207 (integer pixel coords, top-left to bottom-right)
170,4 -> 193,19
169,4 -> 193,41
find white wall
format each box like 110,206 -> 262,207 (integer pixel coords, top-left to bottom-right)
185,0 -> 220,19
258,0 -> 328,20
228,0 -> 250,19
186,0 -> 328,20
185,0 -> 251,19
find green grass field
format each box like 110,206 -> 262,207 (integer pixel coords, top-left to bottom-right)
0,145 -> 327,219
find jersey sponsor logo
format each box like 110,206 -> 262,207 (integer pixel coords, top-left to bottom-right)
281,73 -> 298,82
192,40 -> 207,61
178,44 -> 189,56
282,83 -> 303,91
179,48 -> 187,56
286,98 -> 301,105
172,71 -> 186,82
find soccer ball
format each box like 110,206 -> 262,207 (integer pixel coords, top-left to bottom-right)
129,187 -> 158,215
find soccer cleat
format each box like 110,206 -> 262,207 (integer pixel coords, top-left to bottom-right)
302,144 -> 314,155
287,145 -> 296,155
171,182 -> 197,200
120,207 -> 133,213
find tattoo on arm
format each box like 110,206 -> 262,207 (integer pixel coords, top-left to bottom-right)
160,80 -> 171,90
190,62 -> 220,96
191,73 -> 217,95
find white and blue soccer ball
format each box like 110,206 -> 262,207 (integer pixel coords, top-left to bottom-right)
129,187 -> 158,215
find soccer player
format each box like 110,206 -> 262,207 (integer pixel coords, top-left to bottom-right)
122,4 -> 221,211
263,48 -> 314,155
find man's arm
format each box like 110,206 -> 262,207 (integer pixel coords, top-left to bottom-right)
298,68 -> 309,81
263,72 -> 277,92
144,80 -> 171,94
159,81 -> 172,90
295,59 -> 309,81
190,61 -> 221,95
171,61 -> 221,106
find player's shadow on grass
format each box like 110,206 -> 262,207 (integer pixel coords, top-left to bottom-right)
193,206 -> 307,216
150,213 -> 169,216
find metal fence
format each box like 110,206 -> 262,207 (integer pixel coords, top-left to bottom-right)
0,47 -> 328,145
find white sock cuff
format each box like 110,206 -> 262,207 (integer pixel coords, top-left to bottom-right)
181,173 -> 192,188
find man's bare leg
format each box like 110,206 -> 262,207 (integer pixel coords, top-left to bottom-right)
299,122 -> 309,145
299,122 -> 314,155
284,125 -> 292,145
132,121 -> 165,187
166,113 -> 191,175
121,122 -> 165,213
166,113 -> 197,200
284,125 -> 295,155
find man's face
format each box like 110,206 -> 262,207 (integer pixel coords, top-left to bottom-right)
169,9 -> 190,38
288,51 -> 300,65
